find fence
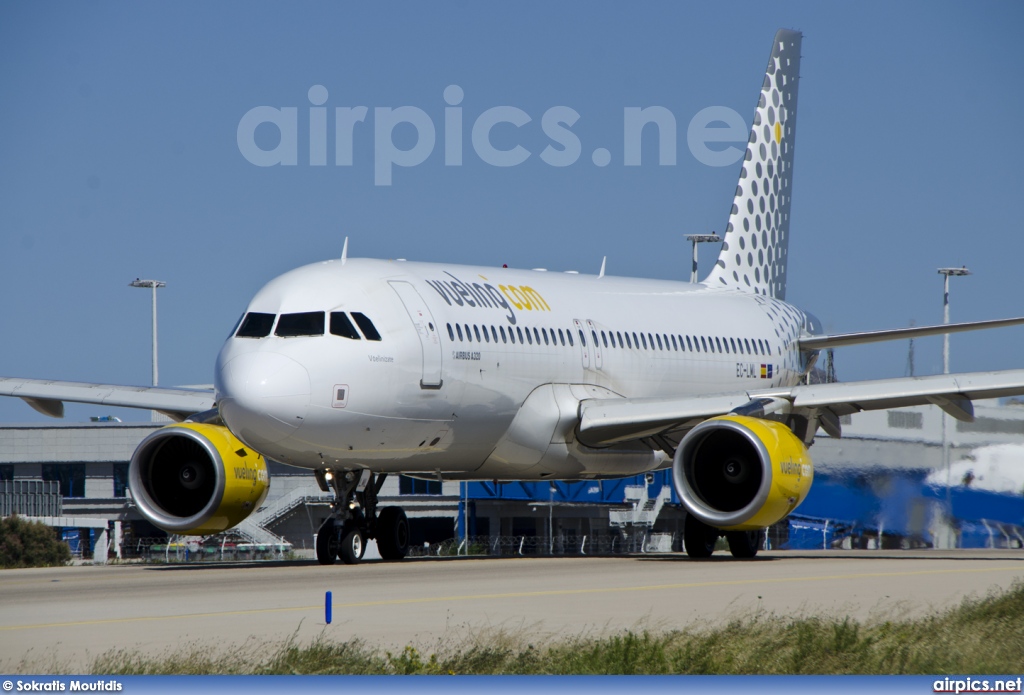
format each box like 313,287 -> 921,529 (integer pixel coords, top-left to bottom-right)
123,537 -> 293,563
408,533 -> 678,557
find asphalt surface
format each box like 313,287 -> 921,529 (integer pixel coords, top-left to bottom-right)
2,550 -> 1023,671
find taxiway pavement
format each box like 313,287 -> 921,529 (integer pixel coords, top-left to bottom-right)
2,550 -> 1022,671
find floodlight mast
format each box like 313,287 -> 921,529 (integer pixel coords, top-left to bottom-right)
686,234 -> 721,284
129,279 -> 166,386
937,266 -> 971,531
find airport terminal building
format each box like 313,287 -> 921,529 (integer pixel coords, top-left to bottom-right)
2,399 -> 1023,560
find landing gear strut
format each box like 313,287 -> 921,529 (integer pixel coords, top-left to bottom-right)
314,470 -> 410,565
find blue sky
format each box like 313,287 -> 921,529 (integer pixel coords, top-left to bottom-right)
2,2 -> 1023,423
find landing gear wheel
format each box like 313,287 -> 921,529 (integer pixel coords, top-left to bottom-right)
684,515 -> 718,559
339,525 -> 365,565
376,507 -> 410,561
726,530 -> 761,559
316,520 -> 339,565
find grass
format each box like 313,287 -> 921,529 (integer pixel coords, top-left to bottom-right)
33,582 -> 1024,675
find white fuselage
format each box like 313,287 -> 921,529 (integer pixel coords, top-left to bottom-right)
214,258 -> 810,480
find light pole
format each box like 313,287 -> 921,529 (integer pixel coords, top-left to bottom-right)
685,233 -> 721,284
129,279 -> 166,386
937,266 -> 970,535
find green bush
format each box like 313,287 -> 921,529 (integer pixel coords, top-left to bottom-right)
0,515 -> 71,569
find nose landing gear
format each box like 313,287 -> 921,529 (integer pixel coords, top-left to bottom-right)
314,469 -> 411,565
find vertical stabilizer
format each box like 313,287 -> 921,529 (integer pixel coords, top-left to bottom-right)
706,29 -> 801,299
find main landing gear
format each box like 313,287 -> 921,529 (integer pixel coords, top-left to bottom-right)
315,469 -> 410,566
683,514 -> 761,560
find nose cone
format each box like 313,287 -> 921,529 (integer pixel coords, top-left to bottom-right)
217,351 -> 311,448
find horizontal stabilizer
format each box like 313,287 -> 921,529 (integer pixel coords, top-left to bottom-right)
799,316 -> 1024,351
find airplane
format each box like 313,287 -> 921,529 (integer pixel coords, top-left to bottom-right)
4,29 -> 1024,565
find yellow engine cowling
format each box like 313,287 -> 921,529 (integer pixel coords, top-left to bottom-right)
128,423 -> 270,535
672,415 -> 812,532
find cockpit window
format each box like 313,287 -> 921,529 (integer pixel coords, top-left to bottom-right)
236,312 -> 275,338
275,311 -> 325,337
330,312 -> 361,340
351,312 -> 382,341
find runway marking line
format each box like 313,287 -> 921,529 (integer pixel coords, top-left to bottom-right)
2,564 -> 1021,632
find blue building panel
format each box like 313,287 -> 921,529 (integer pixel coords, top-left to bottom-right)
466,470 -> 678,505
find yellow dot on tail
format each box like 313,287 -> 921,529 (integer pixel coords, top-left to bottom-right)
775,122 -> 782,144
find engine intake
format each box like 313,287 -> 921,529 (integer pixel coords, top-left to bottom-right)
672,415 -> 812,531
129,423 -> 270,535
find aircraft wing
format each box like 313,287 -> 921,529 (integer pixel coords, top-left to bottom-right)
0,377 -> 215,422
577,369 -> 1024,447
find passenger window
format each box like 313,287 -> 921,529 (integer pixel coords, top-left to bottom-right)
500,326 -> 508,343
491,326 -> 498,342
730,338 -> 737,353
236,312 -> 276,338
601,331 -> 608,348
330,312 -> 361,340
474,325 -> 482,342
744,338 -> 751,354
617,331 -> 624,348
517,327 -> 525,343
276,311 -> 325,337
542,328 -> 550,345
351,312 -> 382,341
632,332 -> 639,348
482,326 -> 490,343
533,328 -> 541,344
578,330 -> 586,347
457,324 -> 464,341
558,328 -> 566,346
656,334 -> 663,350
641,333 -> 648,349
465,324 -> 473,342
671,335 -> 678,351
686,336 -> 693,351
592,330 -> 599,347
715,337 -> 723,352
526,328 -> 533,345
567,329 -> 574,346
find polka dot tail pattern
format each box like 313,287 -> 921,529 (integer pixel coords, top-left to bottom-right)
707,29 -> 801,301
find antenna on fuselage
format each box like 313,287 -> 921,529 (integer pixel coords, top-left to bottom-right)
341,237 -> 349,265
598,256 -> 606,279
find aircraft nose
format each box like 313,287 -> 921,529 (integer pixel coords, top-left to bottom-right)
217,351 -> 311,446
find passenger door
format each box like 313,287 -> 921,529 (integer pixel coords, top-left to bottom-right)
389,281 -> 443,389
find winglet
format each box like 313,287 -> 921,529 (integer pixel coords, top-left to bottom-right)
598,256 -> 606,279
341,236 -> 349,265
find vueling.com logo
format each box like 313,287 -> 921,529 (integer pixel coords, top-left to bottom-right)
424,271 -> 550,325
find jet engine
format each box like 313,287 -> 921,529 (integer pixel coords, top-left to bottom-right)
672,415 -> 812,531
128,423 -> 270,535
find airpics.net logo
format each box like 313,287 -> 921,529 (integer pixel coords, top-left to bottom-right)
236,85 -> 748,186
